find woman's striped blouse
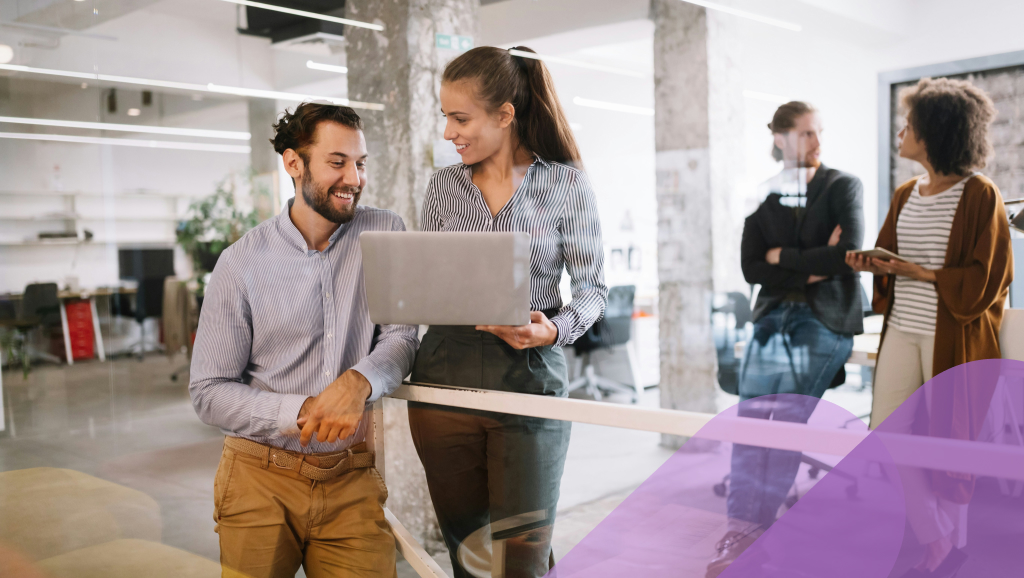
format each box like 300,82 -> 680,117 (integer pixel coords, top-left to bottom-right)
889,174 -> 975,335
421,157 -> 608,346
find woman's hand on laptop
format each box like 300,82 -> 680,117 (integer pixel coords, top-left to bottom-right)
297,369 -> 371,447
477,311 -> 558,350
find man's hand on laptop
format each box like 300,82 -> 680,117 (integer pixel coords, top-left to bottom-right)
297,370 -> 371,447
476,310 -> 558,350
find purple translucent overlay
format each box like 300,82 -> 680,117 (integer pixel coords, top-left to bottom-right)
548,359 -> 1024,577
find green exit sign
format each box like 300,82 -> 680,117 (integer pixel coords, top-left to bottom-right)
435,34 -> 473,52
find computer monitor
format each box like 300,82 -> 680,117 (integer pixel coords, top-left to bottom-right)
117,248 -> 176,322
118,247 -> 175,281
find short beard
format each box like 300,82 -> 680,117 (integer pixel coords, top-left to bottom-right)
300,164 -> 359,224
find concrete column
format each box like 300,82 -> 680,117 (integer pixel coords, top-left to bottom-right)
345,0 -> 479,552
651,0 -> 745,448
247,98 -> 282,220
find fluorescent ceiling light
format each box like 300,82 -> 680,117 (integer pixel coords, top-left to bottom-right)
679,0 -> 802,32
0,64 -> 384,111
742,90 -> 791,103
307,60 -> 348,74
219,0 -> 384,32
0,131 -> 251,154
0,116 -> 251,139
206,84 -> 383,110
573,96 -> 654,116
508,49 -> 647,79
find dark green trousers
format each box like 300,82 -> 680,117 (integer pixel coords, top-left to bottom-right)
409,325 -> 571,578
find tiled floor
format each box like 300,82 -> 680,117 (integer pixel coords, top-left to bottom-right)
1,351 -> 874,577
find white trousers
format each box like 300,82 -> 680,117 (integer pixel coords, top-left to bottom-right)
871,326 -> 966,546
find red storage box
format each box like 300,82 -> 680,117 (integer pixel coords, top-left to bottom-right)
64,299 -> 95,360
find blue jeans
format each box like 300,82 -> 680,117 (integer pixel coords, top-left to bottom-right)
726,302 -> 853,529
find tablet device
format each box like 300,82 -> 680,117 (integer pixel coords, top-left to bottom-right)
850,247 -> 908,262
360,231 -> 531,326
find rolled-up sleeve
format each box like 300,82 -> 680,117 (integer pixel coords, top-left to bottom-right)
550,170 -> 608,346
352,212 -> 419,401
189,251 -> 305,436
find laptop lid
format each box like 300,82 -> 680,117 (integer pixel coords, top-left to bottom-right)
360,231 -> 531,326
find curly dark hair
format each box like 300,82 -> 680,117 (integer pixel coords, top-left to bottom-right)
271,102 -> 363,162
899,77 -> 995,176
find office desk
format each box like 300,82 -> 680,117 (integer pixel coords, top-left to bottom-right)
734,332 -> 881,368
6,287 -> 136,364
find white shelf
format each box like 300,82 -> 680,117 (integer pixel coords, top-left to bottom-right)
0,190 -> 202,199
0,239 -> 177,247
0,213 -> 79,221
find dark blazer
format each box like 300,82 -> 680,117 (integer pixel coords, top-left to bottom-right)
741,165 -> 865,335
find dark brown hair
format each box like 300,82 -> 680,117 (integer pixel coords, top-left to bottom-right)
443,46 -> 581,166
899,77 -> 995,176
768,101 -> 816,162
271,102 -> 363,162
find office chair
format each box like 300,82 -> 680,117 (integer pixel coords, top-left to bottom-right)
567,285 -> 641,403
713,291 -> 752,396
0,284 -> 64,368
117,248 -> 175,358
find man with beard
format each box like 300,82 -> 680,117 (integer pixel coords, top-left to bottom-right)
706,102 -> 864,577
190,102 -> 417,578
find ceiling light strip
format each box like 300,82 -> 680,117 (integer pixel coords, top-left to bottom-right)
206,84 -> 383,111
306,60 -> 348,74
0,132 -> 251,154
0,116 -> 251,140
679,0 -> 802,32
219,0 -> 384,32
508,49 -> 647,79
573,96 -> 654,116
0,64 -> 384,111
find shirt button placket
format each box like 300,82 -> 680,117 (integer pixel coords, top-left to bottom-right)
322,249 -> 334,383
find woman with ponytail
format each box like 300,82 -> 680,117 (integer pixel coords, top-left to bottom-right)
407,46 -> 607,576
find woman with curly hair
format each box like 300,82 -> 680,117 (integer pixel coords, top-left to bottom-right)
847,77 -> 1012,576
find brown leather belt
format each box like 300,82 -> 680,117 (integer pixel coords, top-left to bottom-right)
224,436 -> 374,482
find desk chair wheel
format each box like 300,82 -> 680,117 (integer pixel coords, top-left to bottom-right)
713,474 -> 729,497
784,495 -> 799,509
808,466 -> 820,479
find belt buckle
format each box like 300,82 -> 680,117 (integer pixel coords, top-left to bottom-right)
271,452 -> 289,469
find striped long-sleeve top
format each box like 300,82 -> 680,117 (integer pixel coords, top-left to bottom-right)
422,158 -> 608,345
888,174 -> 975,335
189,201 -> 419,453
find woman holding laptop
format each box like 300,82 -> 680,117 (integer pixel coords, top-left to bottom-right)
407,46 -> 607,577
847,77 -> 1011,577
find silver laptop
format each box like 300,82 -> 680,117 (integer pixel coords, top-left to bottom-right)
360,231 -> 531,326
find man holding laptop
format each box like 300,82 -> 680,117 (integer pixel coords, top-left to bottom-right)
189,102 -> 418,578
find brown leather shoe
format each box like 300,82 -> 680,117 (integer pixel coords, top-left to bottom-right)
705,527 -> 764,578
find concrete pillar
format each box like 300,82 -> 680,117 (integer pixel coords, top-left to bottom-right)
247,98 -> 282,220
345,0 -> 479,552
651,0 -> 745,448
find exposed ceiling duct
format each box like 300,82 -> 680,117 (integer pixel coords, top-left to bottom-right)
237,0 -> 348,53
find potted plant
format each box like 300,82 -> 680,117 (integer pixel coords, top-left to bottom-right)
176,170 -> 265,295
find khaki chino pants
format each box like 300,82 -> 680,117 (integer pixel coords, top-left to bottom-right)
213,442 -> 396,578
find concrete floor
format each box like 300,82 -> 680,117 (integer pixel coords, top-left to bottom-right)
1,351 -> 874,577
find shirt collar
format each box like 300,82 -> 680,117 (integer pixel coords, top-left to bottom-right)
277,198 -> 347,253
459,155 -> 550,176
